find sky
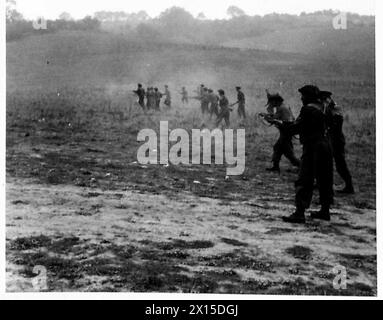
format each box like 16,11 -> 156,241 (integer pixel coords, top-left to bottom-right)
13,0 -> 375,20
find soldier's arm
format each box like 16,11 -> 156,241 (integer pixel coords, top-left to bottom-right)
283,108 -> 305,135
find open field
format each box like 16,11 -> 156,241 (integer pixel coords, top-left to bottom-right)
6,30 -> 376,294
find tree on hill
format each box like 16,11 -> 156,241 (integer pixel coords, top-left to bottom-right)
59,12 -> 74,21
6,0 -> 23,22
197,12 -> 207,20
227,6 -> 246,19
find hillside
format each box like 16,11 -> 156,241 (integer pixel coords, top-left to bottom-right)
222,25 -> 375,62
6,30 -> 374,94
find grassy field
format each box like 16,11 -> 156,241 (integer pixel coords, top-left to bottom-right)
6,30 -> 376,294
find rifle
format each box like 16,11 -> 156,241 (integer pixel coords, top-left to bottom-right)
258,112 -> 282,127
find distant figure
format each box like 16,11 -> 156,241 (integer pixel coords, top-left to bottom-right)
154,87 -> 162,111
195,84 -> 204,97
200,87 -> 210,114
208,89 -> 219,118
264,92 -> 300,173
216,89 -> 230,127
236,86 -> 246,119
320,90 -> 354,194
133,83 -> 146,110
164,85 -> 171,108
180,87 -> 188,104
146,87 -> 155,110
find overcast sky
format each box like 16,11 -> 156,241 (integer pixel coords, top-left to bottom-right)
14,0 -> 375,20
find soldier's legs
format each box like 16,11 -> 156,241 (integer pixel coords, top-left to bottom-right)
333,142 -> 353,188
215,113 -> 224,127
224,112 -> 230,127
295,145 -> 315,212
238,104 -> 246,118
282,138 -> 301,168
271,137 -> 283,169
311,140 -> 333,220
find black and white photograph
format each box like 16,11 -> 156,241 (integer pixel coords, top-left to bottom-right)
2,0 -> 379,297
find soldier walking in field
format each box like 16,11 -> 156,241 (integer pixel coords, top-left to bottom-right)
200,87 -> 210,115
194,84 -> 205,97
264,92 -> 301,173
208,89 -> 219,118
180,87 -> 188,104
320,90 -> 354,194
216,89 -> 231,127
281,85 -> 334,224
154,87 -> 162,111
146,87 -> 156,110
133,83 -> 146,110
234,86 -> 246,119
164,85 -> 171,108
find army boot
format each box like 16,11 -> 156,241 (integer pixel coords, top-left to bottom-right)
310,205 -> 331,221
282,208 -> 306,224
266,163 -> 280,174
337,183 -> 355,194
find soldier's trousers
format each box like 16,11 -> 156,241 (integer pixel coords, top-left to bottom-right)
201,102 -> 209,114
139,99 -> 145,110
295,138 -> 334,210
210,104 -> 219,117
216,110 -> 230,127
272,132 -> 300,167
330,137 -> 353,186
238,103 -> 246,118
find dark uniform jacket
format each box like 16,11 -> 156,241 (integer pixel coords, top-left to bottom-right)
134,88 -> 146,104
219,96 -> 229,112
237,91 -> 245,104
285,102 -> 327,145
325,101 -> 345,145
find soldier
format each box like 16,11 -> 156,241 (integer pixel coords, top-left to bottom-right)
180,87 -> 188,104
216,89 -> 231,127
194,84 -> 205,97
146,87 -> 156,110
208,89 -> 219,118
265,93 -> 301,173
201,87 -> 210,115
320,91 -> 354,194
282,85 -> 334,224
154,87 -> 162,111
235,86 -> 246,119
133,83 -> 146,110
164,85 -> 171,108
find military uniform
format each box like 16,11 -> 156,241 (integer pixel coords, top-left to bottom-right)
269,104 -> 301,170
201,89 -> 210,114
164,87 -> 171,108
208,91 -> 219,117
134,86 -> 146,110
283,85 -> 334,223
154,89 -> 162,111
181,88 -> 188,104
325,97 -> 354,193
216,92 -> 230,127
237,90 -> 246,118
146,88 -> 155,109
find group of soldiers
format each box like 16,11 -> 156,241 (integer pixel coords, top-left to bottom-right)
133,83 -> 246,127
193,84 -> 246,126
134,82 -> 354,225
262,85 -> 354,224
133,84 -> 172,111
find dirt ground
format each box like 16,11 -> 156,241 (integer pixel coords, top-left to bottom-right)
5,108 -> 377,295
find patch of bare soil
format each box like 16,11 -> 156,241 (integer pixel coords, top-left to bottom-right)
6,178 -> 376,295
